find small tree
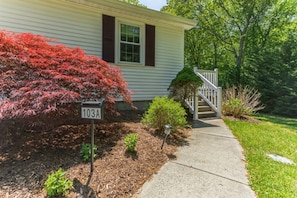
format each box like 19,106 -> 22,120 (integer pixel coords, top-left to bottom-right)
0,31 -> 133,124
168,67 -> 203,106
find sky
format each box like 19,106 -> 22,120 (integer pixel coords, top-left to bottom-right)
138,0 -> 167,11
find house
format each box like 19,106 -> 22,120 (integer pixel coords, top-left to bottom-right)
0,0 -> 196,110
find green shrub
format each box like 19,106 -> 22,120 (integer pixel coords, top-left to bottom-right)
222,98 -> 252,118
141,96 -> 187,131
44,168 -> 73,197
80,143 -> 98,162
168,67 -> 203,106
222,85 -> 265,118
124,133 -> 139,152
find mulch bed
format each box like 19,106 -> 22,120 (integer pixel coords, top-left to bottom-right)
0,110 -> 189,197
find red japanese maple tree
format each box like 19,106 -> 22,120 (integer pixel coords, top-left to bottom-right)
0,31 -> 133,121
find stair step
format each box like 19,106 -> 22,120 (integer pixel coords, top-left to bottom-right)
186,97 -> 217,119
198,106 -> 212,112
198,101 -> 207,106
198,111 -> 216,118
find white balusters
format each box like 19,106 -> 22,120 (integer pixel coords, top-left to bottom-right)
185,68 -> 222,119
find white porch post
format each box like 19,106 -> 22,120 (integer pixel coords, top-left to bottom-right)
193,88 -> 199,120
214,68 -> 219,86
217,87 -> 222,118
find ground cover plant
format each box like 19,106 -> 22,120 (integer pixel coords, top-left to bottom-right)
124,133 -> 139,152
80,143 -> 98,162
44,168 -> 73,197
224,114 -> 297,198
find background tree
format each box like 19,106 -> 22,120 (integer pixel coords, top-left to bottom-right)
0,31 -> 133,125
162,0 -> 297,117
163,0 -> 294,85
246,29 -> 297,116
118,0 -> 146,7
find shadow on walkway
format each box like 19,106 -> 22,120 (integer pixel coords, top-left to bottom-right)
191,119 -> 221,128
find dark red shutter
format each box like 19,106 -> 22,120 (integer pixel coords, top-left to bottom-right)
102,14 -> 115,63
145,24 -> 155,66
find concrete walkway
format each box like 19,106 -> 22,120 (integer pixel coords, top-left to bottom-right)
135,119 -> 256,198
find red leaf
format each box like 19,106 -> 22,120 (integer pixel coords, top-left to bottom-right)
0,30 -> 133,121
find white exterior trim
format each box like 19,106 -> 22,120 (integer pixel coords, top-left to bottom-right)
115,18 -> 145,66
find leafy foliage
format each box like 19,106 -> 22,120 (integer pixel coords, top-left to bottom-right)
168,67 -> 203,105
80,143 -> 98,162
222,98 -> 251,118
163,0 -> 296,86
124,133 -> 139,152
222,86 -> 264,118
44,168 -> 73,197
222,85 -> 264,117
0,31 -> 133,121
223,85 -> 265,113
245,33 -> 297,117
163,0 -> 297,117
141,96 -> 187,132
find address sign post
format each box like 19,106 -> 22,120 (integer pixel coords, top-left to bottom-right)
81,99 -> 105,173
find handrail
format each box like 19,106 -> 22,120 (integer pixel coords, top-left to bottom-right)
198,68 -> 218,86
185,67 -> 222,119
194,68 -> 217,90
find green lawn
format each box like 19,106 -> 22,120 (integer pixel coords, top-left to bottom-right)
224,115 -> 297,198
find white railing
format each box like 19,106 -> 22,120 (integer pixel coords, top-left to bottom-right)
198,68 -> 218,86
184,91 -> 198,119
186,68 -> 222,119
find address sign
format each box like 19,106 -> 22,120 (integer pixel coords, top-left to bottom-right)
81,107 -> 102,120
81,100 -> 105,120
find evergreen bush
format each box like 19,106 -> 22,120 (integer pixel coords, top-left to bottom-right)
168,67 -> 203,106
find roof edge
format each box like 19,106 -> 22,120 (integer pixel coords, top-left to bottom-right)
62,0 -> 196,30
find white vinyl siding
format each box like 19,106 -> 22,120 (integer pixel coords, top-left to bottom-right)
0,0 -> 186,101
120,25 -> 184,101
0,0 -> 102,56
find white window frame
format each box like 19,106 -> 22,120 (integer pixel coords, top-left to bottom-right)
116,19 -> 145,65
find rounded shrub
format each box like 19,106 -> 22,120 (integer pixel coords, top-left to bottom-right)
141,96 -> 187,131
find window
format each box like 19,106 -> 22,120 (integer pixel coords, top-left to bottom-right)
120,24 -> 141,63
102,14 -> 155,66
